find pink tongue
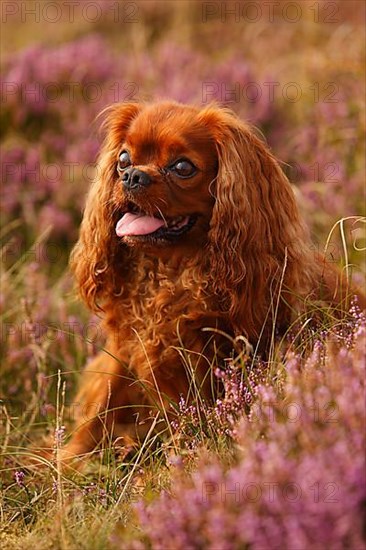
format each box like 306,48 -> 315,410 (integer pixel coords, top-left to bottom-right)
116,212 -> 165,237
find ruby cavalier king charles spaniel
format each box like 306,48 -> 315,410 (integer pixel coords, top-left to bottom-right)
61,100 -> 363,462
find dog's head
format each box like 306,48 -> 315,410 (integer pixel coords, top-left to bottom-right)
110,102 -> 217,251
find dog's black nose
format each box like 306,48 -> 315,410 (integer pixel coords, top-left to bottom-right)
122,168 -> 151,190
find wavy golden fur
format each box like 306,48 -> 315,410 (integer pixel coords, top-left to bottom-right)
62,100 -> 363,461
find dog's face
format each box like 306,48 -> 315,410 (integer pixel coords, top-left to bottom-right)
110,103 -> 218,252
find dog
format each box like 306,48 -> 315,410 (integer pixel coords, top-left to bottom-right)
61,100 -> 363,461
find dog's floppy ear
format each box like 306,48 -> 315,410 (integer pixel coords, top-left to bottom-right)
70,102 -> 143,311
197,105 -> 314,340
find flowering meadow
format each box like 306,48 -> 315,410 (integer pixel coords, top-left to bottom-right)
1,1 -> 365,549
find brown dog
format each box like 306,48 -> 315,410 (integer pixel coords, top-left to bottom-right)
62,101 -> 363,462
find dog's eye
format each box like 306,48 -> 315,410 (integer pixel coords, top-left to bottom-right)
117,151 -> 131,171
171,159 -> 197,178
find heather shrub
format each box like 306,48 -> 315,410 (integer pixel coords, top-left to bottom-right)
127,313 -> 366,549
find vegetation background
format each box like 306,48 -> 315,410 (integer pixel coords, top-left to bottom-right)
1,1 -> 365,548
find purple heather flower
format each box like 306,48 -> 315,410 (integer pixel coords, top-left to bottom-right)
14,470 -> 25,487
54,425 -> 65,446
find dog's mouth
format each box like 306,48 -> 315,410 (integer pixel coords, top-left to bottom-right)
115,203 -> 197,242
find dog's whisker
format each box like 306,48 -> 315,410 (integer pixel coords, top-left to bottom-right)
154,205 -> 168,226
156,197 -> 169,208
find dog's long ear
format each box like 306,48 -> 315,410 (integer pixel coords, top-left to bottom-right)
197,105 -> 314,339
70,102 -> 142,311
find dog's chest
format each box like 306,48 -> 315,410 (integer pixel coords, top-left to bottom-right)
106,262 -> 219,365
127,269 -> 204,338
